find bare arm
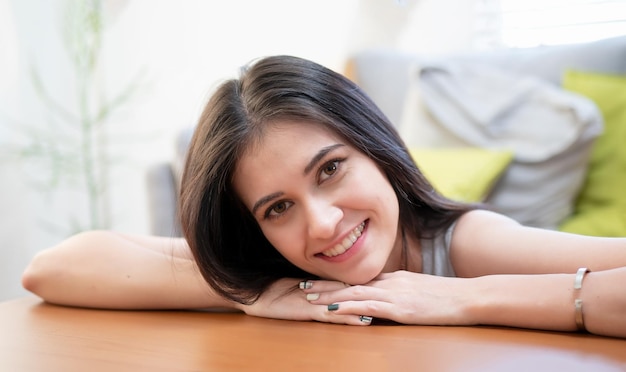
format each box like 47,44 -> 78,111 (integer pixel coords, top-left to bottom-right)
463,267 -> 626,338
22,231 -> 234,310
21,230 -> 371,325
452,210 -> 626,337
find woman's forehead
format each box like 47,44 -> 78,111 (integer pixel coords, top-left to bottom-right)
232,121 -> 346,203
241,120 -> 342,157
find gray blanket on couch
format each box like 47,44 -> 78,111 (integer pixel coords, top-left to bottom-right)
415,62 -> 603,229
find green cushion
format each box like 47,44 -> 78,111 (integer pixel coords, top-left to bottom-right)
559,71 -> 626,237
410,148 -> 513,203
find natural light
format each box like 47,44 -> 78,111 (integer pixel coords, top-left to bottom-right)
499,0 -> 626,47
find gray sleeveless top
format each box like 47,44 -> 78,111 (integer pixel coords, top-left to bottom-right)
420,222 -> 457,277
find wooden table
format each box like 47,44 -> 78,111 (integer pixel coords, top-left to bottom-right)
2,297 -> 625,371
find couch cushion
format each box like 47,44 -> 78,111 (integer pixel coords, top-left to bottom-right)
410,148 -> 513,203
559,71 -> 626,236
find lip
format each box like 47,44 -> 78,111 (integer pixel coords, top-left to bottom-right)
315,220 -> 368,263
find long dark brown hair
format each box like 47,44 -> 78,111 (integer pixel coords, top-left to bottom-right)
179,55 -> 474,305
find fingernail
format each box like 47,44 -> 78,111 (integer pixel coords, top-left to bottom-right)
359,315 -> 373,324
306,293 -> 320,301
299,280 -> 313,290
328,303 -> 339,311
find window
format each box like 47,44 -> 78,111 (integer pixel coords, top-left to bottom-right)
474,0 -> 626,49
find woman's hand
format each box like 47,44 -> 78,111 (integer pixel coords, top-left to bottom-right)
234,278 -> 373,325
300,271 -> 475,326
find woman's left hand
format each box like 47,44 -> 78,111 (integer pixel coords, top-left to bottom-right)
235,277 -> 375,325
301,271 -> 476,325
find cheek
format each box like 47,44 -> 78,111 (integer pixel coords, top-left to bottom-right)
261,226 -> 303,262
372,177 -> 400,227
362,170 -> 398,212
384,183 -> 400,213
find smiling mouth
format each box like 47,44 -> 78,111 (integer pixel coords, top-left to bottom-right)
319,221 -> 366,258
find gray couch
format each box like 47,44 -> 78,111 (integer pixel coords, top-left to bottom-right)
147,36 -> 626,237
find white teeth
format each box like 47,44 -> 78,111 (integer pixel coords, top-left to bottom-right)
348,233 -> 356,243
322,222 -> 365,257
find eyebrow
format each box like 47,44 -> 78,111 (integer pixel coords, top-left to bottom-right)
250,143 -> 345,216
251,191 -> 284,216
303,144 -> 345,176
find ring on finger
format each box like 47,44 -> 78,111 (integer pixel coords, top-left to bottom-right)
299,280 -> 313,290
359,315 -> 373,324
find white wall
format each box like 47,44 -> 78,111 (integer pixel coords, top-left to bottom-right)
0,0 -> 480,301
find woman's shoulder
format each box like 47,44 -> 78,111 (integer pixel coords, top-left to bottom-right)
457,209 -> 521,230
448,210 -> 526,276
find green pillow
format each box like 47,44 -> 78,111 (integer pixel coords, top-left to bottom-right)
559,71 -> 626,237
410,148 -> 513,202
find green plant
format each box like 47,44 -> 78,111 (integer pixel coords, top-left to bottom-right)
5,0 -> 145,233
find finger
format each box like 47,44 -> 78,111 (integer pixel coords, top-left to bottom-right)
324,300 -> 394,322
312,306 -> 373,326
299,279 -> 350,293
307,285 -> 389,305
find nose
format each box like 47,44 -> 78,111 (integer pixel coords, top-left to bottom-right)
305,197 -> 343,240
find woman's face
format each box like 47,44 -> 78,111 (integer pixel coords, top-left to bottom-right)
233,120 -> 403,284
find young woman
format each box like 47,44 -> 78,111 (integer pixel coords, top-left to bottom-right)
22,55 -> 626,338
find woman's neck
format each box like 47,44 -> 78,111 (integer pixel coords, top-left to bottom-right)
382,227 -> 422,273
405,231 -> 422,273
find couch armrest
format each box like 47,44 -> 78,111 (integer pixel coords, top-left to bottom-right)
146,163 -> 181,237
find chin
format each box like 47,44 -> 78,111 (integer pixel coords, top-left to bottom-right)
342,267 -> 383,286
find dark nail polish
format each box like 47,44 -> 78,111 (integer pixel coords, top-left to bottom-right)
327,303 -> 339,311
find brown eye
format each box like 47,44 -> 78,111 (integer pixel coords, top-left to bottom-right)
318,159 -> 344,183
265,200 -> 293,220
272,202 -> 287,214
322,161 -> 338,176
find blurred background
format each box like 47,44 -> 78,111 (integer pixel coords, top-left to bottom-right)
1,0 -> 624,301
